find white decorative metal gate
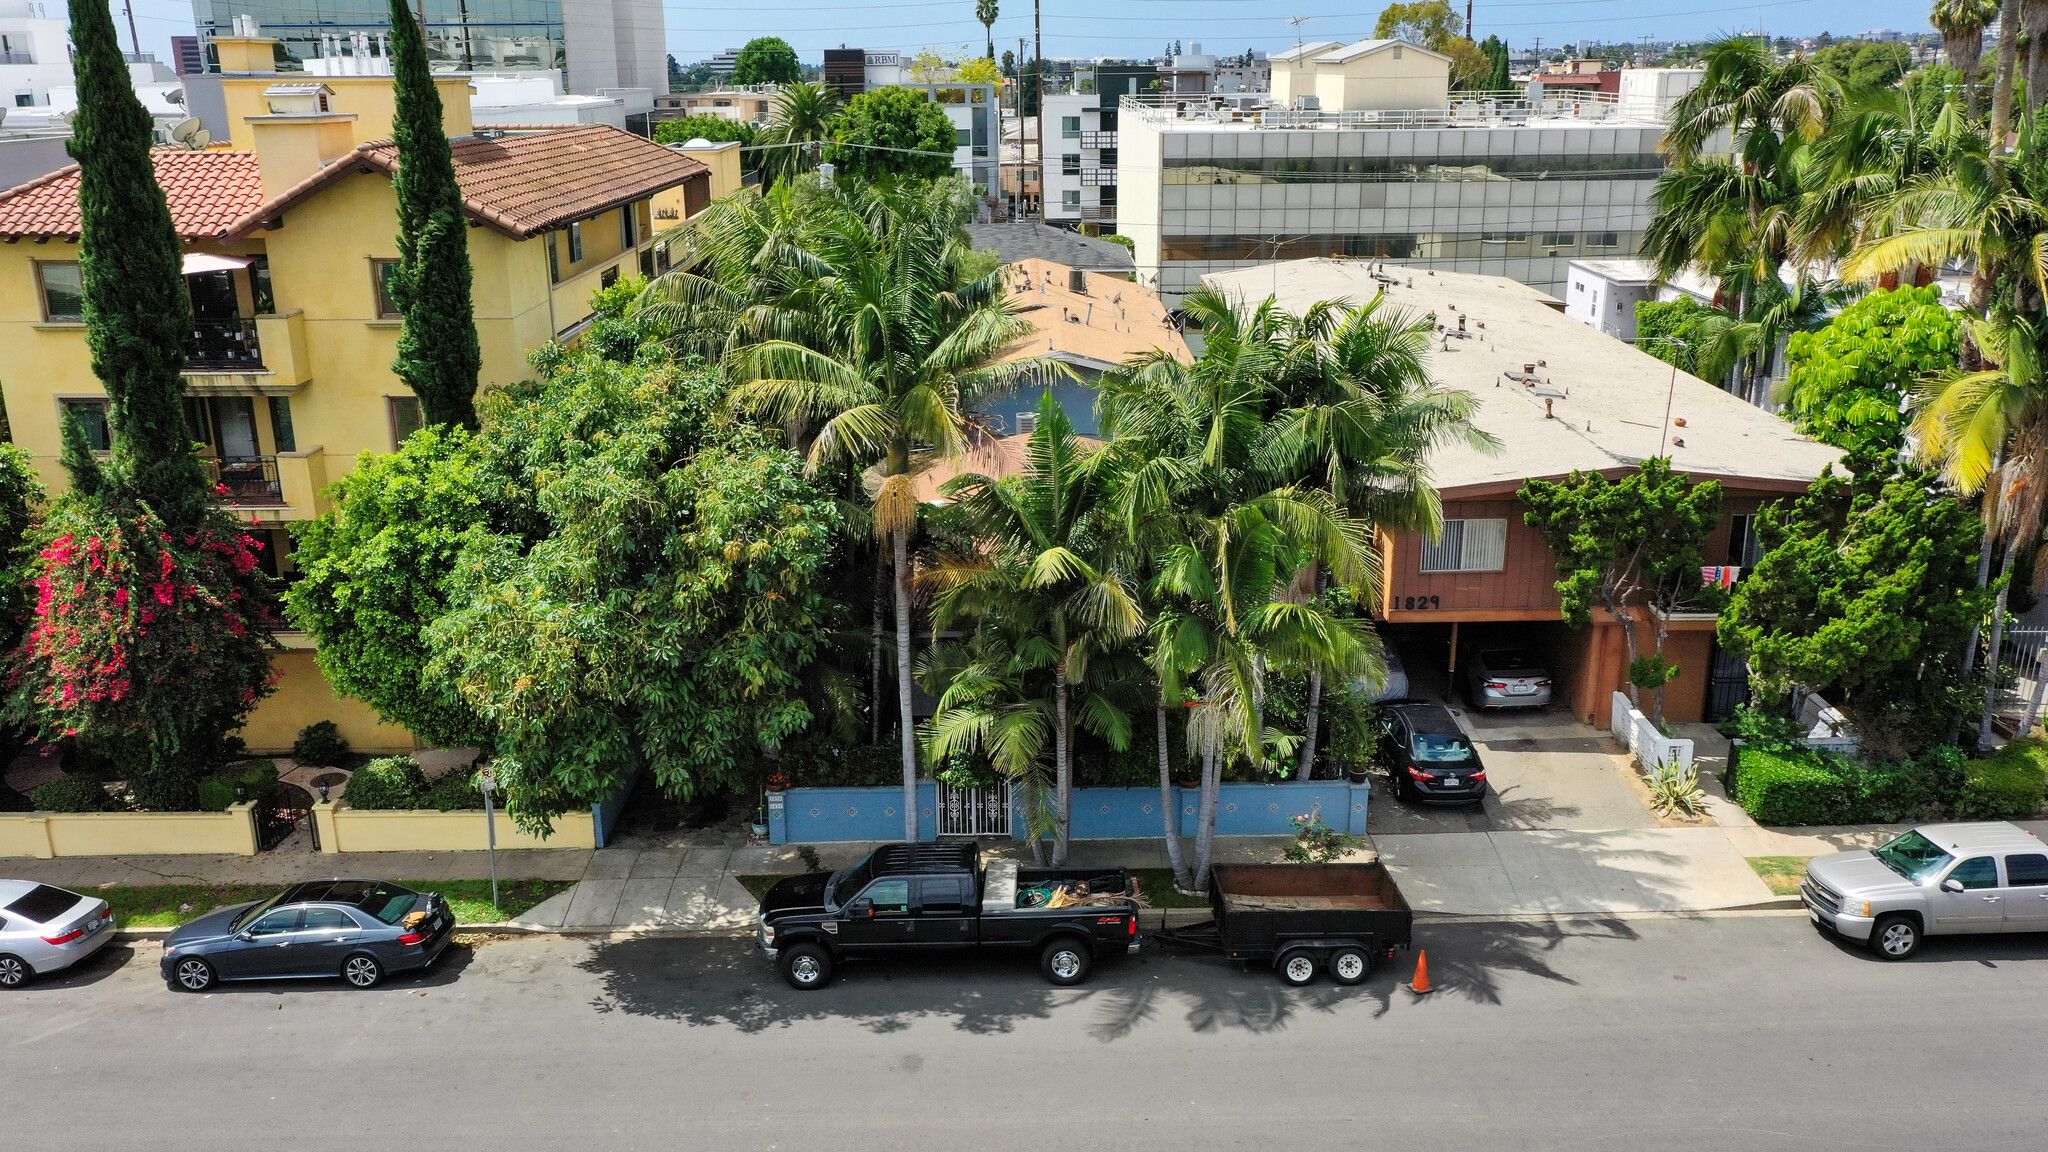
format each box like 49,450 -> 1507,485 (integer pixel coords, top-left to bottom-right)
937,780 -> 1011,837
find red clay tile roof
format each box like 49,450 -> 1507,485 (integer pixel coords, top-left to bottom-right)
0,149 -> 264,240
223,124 -> 710,240
0,126 -> 707,243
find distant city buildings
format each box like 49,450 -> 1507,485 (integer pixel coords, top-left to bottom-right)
171,34 -> 207,75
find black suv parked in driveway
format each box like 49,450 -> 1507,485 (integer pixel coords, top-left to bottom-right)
1377,701 -> 1487,805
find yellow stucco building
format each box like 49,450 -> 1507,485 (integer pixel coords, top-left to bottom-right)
0,32 -> 723,753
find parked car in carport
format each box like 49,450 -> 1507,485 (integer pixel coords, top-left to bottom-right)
1462,647 -> 1552,709
161,878 -> 452,991
0,881 -> 116,988
1377,701 -> 1487,805
1361,638 -> 1410,703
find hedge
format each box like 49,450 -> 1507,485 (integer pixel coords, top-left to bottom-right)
1957,739 -> 2048,820
343,756 -> 430,810
197,761 -> 282,813
31,775 -> 118,813
1733,749 -> 1853,826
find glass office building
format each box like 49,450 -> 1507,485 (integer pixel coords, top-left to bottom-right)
1118,102 -> 1670,301
192,1 -> 567,73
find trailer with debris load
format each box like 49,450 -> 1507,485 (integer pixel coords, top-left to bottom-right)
1154,863 -> 1412,986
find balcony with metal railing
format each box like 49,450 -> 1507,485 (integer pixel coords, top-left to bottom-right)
1080,130 -> 1117,149
184,318 -> 264,372
1080,167 -> 1117,187
0,50 -> 34,65
206,456 -> 285,505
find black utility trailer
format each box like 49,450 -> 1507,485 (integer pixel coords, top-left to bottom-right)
1155,863 -> 1413,986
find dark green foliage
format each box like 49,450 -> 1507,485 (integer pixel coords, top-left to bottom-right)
31,775 -> 117,813
196,760 -> 281,813
343,756 -> 430,809
1957,739 -> 2048,819
1720,464 -> 1992,758
290,721 -> 350,767
1733,748 -> 1853,825
1522,459 -> 1723,631
63,0 -> 209,528
386,0 -> 481,430
59,737 -> 121,782
778,736 -> 906,788
732,37 -> 801,85
1479,35 -> 1512,91
1635,297 -> 1723,378
824,87 -> 957,181
1810,40 -> 1912,89
0,780 -> 30,812
652,116 -> 757,147
286,427 -> 496,748
1782,286 -> 1958,456
421,768 -> 482,811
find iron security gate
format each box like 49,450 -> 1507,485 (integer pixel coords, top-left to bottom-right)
1705,642 -> 1749,722
938,780 -> 1011,837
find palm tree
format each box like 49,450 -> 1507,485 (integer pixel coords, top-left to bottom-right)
706,180 -> 1068,841
1796,83 -> 1964,271
1253,293 -> 1497,774
755,81 -> 843,189
1102,291 -> 1380,889
1663,36 -> 1841,170
924,393 -> 1143,863
1932,0 -> 2000,118
977,0 -> 999,60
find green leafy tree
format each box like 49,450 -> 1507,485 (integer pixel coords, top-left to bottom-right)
824,86 -> 957,181
1372,1 -> 1488,85
286,428 -> 497,748
667,53 -> 684,93
386,0 -> 481,431
6,0 -> 277,809
1634,297 -> 1722,378
1721,461 -> 1993,758
428,353 -> 842,830
652,115 -> 757,147
1521,460 -> 1723,725
1478,35 -> 1511,91
732,36 -> 801,85
1810,40 -> 1912,89
1782,286 -> 1959,456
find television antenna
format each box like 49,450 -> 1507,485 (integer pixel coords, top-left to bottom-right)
1287,16 -> 1311,49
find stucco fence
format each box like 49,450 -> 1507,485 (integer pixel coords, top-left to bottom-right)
0,802 -> 261,859
769,780 -> 1369,844
1609,690 -> 1696,772
309,770 -> 637,853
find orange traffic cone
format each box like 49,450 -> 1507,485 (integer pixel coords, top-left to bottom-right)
1406,949 -> 1433,994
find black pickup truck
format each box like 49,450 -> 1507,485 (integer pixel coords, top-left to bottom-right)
757,843 -> 1142,989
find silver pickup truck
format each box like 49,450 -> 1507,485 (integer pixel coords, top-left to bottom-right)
1802,822 -> 2048,959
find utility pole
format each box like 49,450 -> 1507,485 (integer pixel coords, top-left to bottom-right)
1033,0 -> 1044,222
121,0 -> 141,60
1019,36 -> 1030,219
1466,0 -> 1473,39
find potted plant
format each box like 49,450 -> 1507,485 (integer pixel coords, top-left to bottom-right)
765,771 -> 790,793
749,805 -> 769,840
1344,761 -> 1371,785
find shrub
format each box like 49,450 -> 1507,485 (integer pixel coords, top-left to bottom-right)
421,768 -> 483,811
59,737 -> 122,782
31,775 -> 117,813
1957,739 -> 2048,820
343,756 -> 429,810
1733,749 -> 1853,825
291,721 -> 350,768
197,760 -> 282,813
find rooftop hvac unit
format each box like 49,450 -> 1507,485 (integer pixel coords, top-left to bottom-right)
1015,411 -> 1040,436
1068,268 -> 1088,294
1292,95 -> 1320,111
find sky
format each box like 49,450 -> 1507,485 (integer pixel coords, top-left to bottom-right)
101,0 -> 1942,68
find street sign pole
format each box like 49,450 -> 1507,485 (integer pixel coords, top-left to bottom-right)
479,765 -> 499,912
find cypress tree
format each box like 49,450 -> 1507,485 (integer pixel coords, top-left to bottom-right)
388,0 -> 482,431
69,0 -> 209,527
5,2 -> 279,809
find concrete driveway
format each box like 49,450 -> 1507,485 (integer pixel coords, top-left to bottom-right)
1366,704 -> 1658,835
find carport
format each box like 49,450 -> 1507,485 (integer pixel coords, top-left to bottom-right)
1375,619 -> 1577,711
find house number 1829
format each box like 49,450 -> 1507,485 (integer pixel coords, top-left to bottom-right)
1400,596 -> 1441,610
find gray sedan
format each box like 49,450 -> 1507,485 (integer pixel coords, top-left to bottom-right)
160,878 -> 452,991
0,880 -> 116,988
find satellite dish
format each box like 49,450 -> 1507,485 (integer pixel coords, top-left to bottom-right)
171,118 -> 208,150
165,87 -> 186,105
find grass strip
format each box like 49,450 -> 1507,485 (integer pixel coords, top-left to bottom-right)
1746,856 -> 1813,897
94,878 -> 574,928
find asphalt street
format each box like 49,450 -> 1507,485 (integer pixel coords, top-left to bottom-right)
6,913 -> 2045,1150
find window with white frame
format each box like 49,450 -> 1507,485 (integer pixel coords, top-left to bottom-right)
1419,518 -> 1507,573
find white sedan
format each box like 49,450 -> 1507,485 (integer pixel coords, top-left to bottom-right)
0,880 -> 116,988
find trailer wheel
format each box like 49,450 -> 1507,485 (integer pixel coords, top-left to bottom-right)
1328,947 -> 1371,985
1277,950 -> 1317,987
1041,938 -> 1092,986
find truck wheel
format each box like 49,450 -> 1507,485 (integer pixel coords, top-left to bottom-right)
1040,938 -> 1092,986
780,943 -> 833,990
1278,950 -> 1317,987
1328,947 -> 1371,986
1869,915 -> 1920,961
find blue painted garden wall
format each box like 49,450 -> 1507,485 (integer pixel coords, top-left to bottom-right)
769,780 -> 1368,844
